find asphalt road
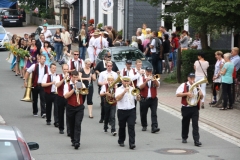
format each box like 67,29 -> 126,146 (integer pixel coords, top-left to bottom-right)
1,25 -> 240,160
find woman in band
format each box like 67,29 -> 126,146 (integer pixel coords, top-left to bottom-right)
100,74 -> 117,136
40,41 -> 52,67
25,39 -> 38,69
79,58 -> 96,118
210,51 -> 225,105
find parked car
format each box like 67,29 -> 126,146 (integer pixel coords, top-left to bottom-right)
0,9 -> 23,27
0,25 -> 11,50
34,25 -> 65,46
0,126 -> 39,160
96,46 -> 153,70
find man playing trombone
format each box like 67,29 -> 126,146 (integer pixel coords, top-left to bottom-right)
138,67 -> 160,133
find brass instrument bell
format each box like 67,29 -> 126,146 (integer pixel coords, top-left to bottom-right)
21,73 -> 33,102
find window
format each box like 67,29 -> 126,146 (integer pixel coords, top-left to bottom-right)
0,140 -> 23,160
0,27 -> 6,34
113,49 -> 144,61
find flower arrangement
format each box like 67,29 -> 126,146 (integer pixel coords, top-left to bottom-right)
50,51 -> 57,57
97,23 -> 103,29
4,42 -> 11,50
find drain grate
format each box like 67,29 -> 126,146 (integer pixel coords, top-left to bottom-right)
155,148 -> 198,155
208,155 -> 219,158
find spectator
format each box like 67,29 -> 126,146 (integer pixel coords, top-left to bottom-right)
163,34 -> 171,73
179,30 -> 189,52
130,36 -> 138,48
103,31 -> 113,47
53,29 -> 63,62
160,26 -> 170,39
113,35 -> 125,46
61,28 -> 72,53
137,30 -> 144,44
78,29 -> 88,60
142,23 -> 147,36
137,39 -> 144,52
125,39 -> 131,46
220,53 -> 234,110
191,34 -> 202,50
170,33 -> 179,68
43,19 -> 48,26
142,34 -> 151,50
230,47 -> 240,71
41,26 -> 52,42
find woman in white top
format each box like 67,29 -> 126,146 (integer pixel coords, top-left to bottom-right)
130,36 -> 138,48
210,51 -> 225,105
194,52 -> 209,108
87,33 -> 96,65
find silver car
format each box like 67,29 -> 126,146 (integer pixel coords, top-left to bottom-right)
0,126 -> 39,160
96,46 -> 153,70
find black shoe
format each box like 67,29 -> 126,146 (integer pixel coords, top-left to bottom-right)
54,123 -> 59,127
104,129 -> 107,133
41,113 -> 46,118
59,130 -> 64,134
182,139 -> 187,143
119,143 -> 125,147
99,119 -> 104,123
194,141 -> 202,146
46,122 -> 51,125
71,142 -> 75,146
67,133 -> 71,137
111,132 -> 117,136
209,101 -> 217,105
129,144 -> 136,149
142,127 -> 147,131
151,127 -> 160,133
74,143 -> 80,149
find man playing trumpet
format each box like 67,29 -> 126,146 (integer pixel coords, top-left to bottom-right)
64,70 -> 85,149
100,74 -> 117,136
176,73 -> 203,147
138,67 -> 160,133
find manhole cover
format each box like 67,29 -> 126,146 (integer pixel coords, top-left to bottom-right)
155,148 -> 198,155
208,155 -> 219,158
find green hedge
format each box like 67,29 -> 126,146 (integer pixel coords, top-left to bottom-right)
181,49 -> 230,83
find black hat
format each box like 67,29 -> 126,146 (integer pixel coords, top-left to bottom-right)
145,66 -> 153,71
126,60 -> 132,64
188,73 -> 195,78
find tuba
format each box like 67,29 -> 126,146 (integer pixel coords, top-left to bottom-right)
106,76 -> 122,104
186,77 -> 208,106
21,73 -> 33,102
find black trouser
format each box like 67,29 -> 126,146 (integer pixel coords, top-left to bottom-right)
212,83 -> 221,98
98,85 -> 105,120
82,85 -> 93,105
66,104 -> 85,144
151,52 -> 158,74
57,95 -> 69,132
31,85 -> 46,116
232,80 -> 235,104
45,93 -> 58,124
104,102 -> 116,132
140,97 -> 158,128
181,106 -> 199,142
222,83 -> 233,108
66,44 -> 71,53
117,108 -> 136,145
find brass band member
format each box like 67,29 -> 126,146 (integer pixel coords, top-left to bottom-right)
68,51 -> 85,72
115,76 -> 140,150
79,58 -> 96,118
64,71 -> 85,149
120,60 -> 135,78
24,55 -> 48,117
176,73 -> 203,146
138,67 -> 160,133
41,63 -> 58,126
55,64 -> 70,135
100,75 -> 117,136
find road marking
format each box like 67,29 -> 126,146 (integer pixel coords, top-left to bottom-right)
158,104 -> 240,147
0,115 -> 6,125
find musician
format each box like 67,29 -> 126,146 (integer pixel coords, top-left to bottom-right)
115,76 -> 140,149
55,64 -> 70,135
120,60 -> 135,78
24,55 -> 48,117
95,52 -> 119,74
68,51 -> 85,72
64,70 -> 85,149
79,59 -> 96,118
100,74 -> 117,136
41,63 -> 58,126
94,31 -> 109,57
176,73 -> 203,147
98,61 -> 118,123
138,67 -> 160,133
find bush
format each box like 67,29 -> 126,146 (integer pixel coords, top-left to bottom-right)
181,49 -> 230,83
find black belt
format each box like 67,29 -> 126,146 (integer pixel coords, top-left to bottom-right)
118,108 -> 135,111
37,83 -> 41,86
141,97 -> 155,101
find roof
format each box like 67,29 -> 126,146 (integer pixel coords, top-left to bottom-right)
0,126 -> 17,140
0,0 -> 17,8
38,25 -> 65,29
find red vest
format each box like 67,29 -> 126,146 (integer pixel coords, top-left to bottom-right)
43,74 -> 52,94
123,68 -> 127,76
105,84 -> 117,106
140,77 -> 157,98
70,59 -> 82,71
132,68 -> 137,87
67,84 -> 83,107
57,74 -> 64,97
32,64 -> 48,87
181,83 -> 200,110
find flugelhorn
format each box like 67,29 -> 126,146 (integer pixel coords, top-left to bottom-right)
79,78 -> 89,95
152,74 -> 161,81
131,80 -> 140,96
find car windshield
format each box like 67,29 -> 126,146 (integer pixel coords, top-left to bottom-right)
112,49 -> 145,61
0,27 -> 6,34
0,140 -> 23,160
1,10 -> 18,16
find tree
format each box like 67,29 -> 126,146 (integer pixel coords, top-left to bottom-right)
138,0 -> 240,49
16,0 -> 46,11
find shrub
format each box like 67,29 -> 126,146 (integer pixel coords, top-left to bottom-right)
181,49 -> 230,83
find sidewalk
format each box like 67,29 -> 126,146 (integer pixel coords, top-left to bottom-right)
158,75 -> 240,139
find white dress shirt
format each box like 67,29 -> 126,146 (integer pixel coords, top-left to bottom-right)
115,85 -> 135,110
120,68 -> 135,80
55,73 -> 66,84
176,81 -> 201,106
42,72 -> 57,92
27,63 -> 46,83
67,58 -> 85,72
98,70 -> 118,85
41,29 -> 52,42
63,81 -> 74,96
138,75 -> 160,97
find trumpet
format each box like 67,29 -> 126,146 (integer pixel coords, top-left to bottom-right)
79,78 -> 89,95
131,81 -> 140,96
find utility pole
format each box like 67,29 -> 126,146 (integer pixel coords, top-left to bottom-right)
60,0 -> 62,25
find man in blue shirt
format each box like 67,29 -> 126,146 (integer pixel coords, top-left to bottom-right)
231,47 -> 240,71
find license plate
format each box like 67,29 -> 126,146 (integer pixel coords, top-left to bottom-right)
10,21 -> 16,23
